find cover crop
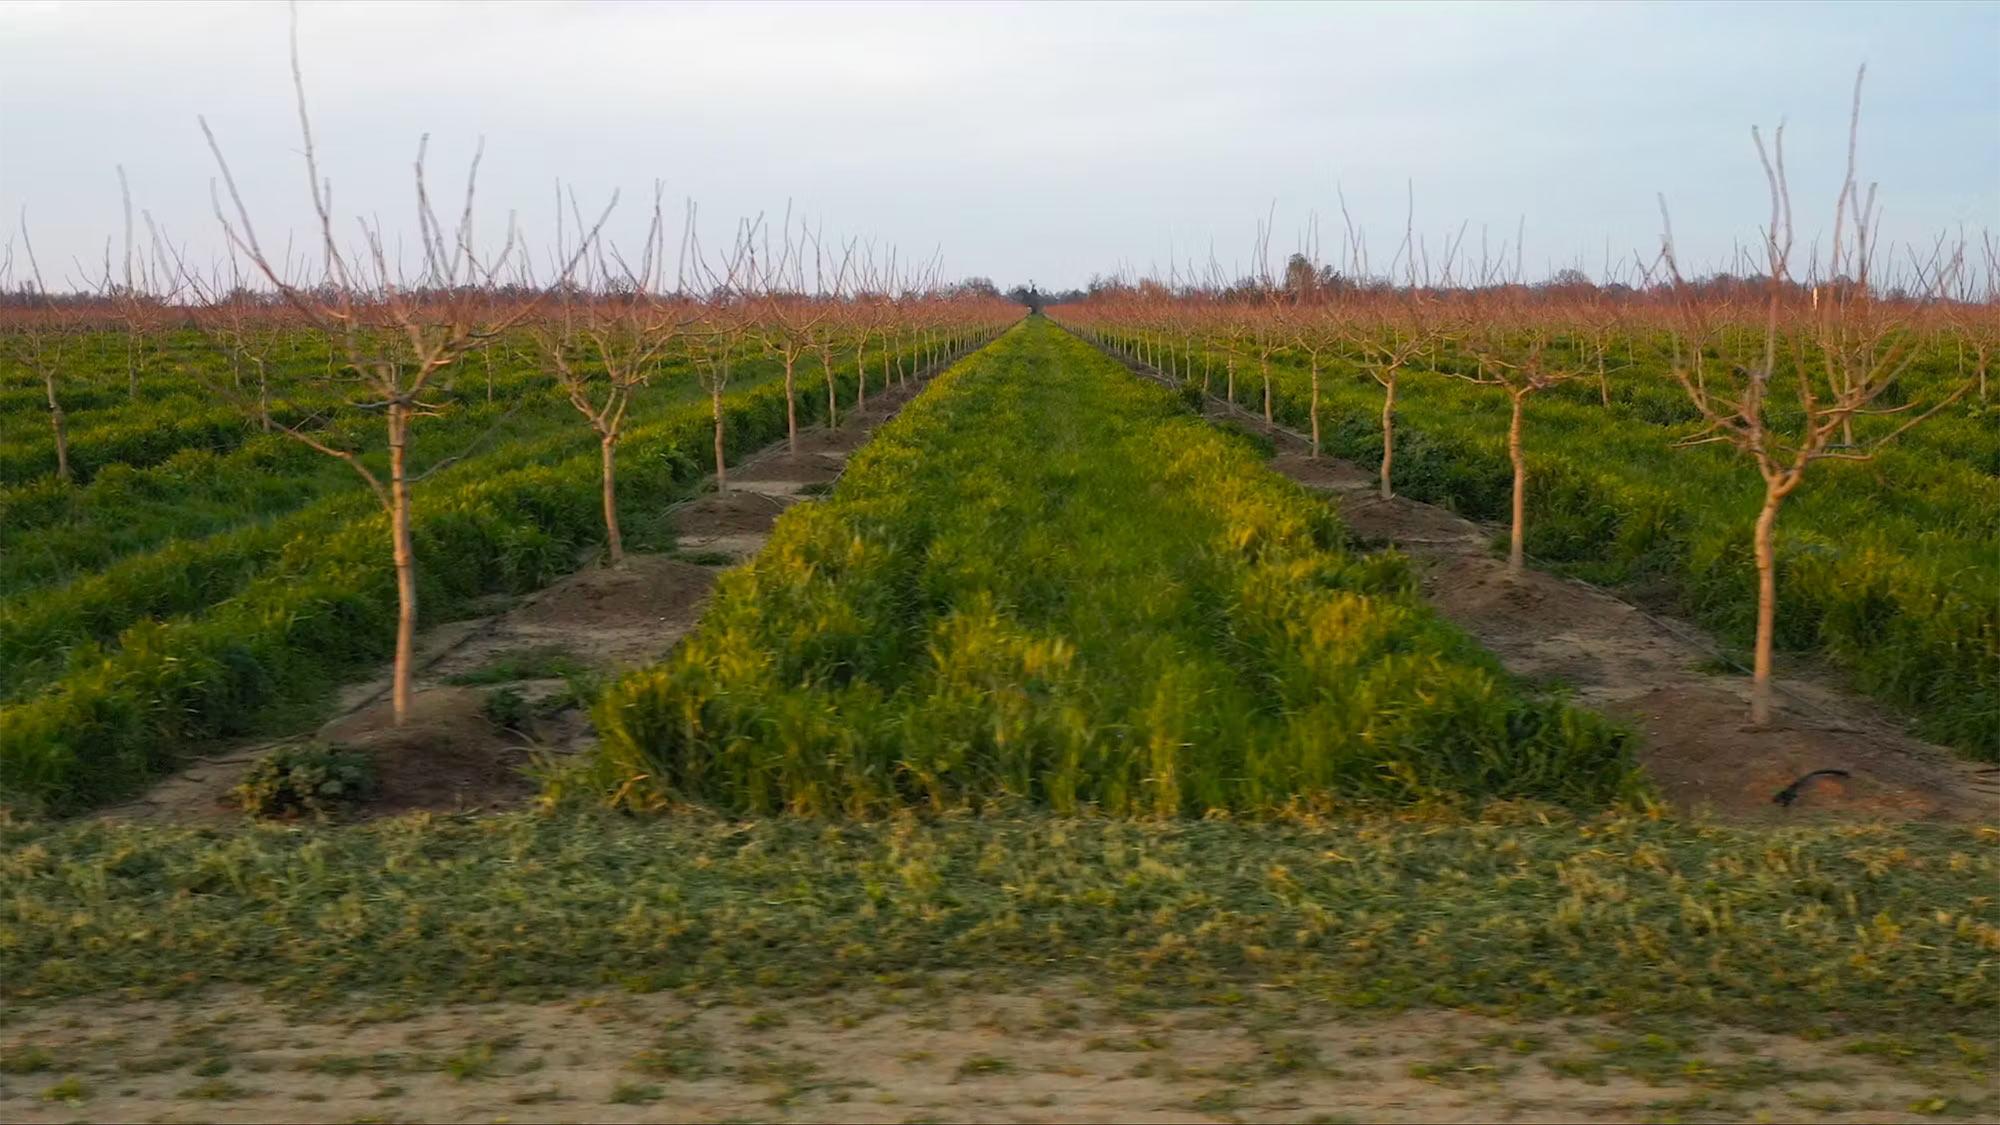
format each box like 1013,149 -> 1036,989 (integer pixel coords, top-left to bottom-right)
593,319 -> 1638,815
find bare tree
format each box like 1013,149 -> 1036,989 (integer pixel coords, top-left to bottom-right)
752,213 -> 834,454
1658,66 -> 1972,727
9,217 -> 77,483
196,15 -> 595,724
685,213 -> 761,494
1454,312 -> 1588,577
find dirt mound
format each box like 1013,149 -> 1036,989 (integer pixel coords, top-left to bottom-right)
675,488 -> 791,539
733,452 -> 844,484
1271,452 -> 1375,493
1619,685 -> 1963,821
792,427 -> 867,455
319,687 -> 532,815
513,555 -> 716,631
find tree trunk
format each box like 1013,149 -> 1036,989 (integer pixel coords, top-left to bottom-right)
1506,390 -> 1527,578
783,352 -> 798,454
1309,356 -> 1322,460
44,373 -> 70,484
711,382 -> 727,493
1380,375 -> 1397,498
387,403 -> 416,726
1749,486 -> 1786,728
1226,355 -> 1236,404
854,344 -> 867,409
601,433 -> 624,567
1261,353 -> 1273,425
822,349 -> 838,427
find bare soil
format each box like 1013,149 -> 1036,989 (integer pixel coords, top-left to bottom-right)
3,984 -> 1982,1124
731,452 -> 845,487
672,488 -> 796,541
319,687 -> 534,816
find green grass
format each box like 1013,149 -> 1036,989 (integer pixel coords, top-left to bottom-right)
588,318 -> 1637,816
0,329 -> 1001,816
445,646 -> 591,687
5,809 -> 1995,1040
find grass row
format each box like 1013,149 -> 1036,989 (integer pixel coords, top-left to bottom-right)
0,332 -> 988,816
0,336 -> 929,702
4,807 -> 1995,1042
586,318 -> 1638,816
1080,325 -> 2000,760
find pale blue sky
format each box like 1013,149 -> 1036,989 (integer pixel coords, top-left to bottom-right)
2,0 -> 1994,290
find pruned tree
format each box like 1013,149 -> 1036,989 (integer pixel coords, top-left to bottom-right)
751,212 -> 834,455
685,212 -> 762,494
533,185 -> 697,568
194,16 -> 595,724
1657,66 -> 1973,727
1346,297 -> 1439,496
1454,312 -> 1588,577
8,217 -> 78,483
806,229 -> 856,431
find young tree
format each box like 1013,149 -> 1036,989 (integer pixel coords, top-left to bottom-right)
686,215 -> 761,494
1455,313 -> 1588,577
752,217 -> 835,454
806,230 -> 855,431
196,20 -> 591,724
1346,297 -> 1439,496
1657,67 -> 1972,727
534,188 -> 695,568
8,218 -> 78,483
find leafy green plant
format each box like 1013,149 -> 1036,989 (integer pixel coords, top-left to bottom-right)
233,744 -> 376,818
483,688 -> 532,732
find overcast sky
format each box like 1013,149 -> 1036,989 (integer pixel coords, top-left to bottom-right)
2,0 -> 1994,291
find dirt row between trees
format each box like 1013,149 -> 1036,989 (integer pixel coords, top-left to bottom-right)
1099,338 -> 1997,822
95,378 -> 937,824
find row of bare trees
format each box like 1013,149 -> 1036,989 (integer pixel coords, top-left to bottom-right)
1,24 -> 1018,729
1054,68 -> 1993,729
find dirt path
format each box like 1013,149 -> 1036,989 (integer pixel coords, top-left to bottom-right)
95,377 -> 937,824
1094,342 -> 1996,823
5,983 -> 1986,1124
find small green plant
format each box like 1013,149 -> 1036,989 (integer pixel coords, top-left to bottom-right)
233,744 -> 374,818
1,1045 -> 55,1074
482,688 -> 532,732
177,1078 -> 252,1100
442,1041 -> 499,1081
446,646 -> 588,686
40,1076 -> 90,1103
1176,378 -> 1206,414
955,1055 -> 1014,1078
609,1082 -> 664,1105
